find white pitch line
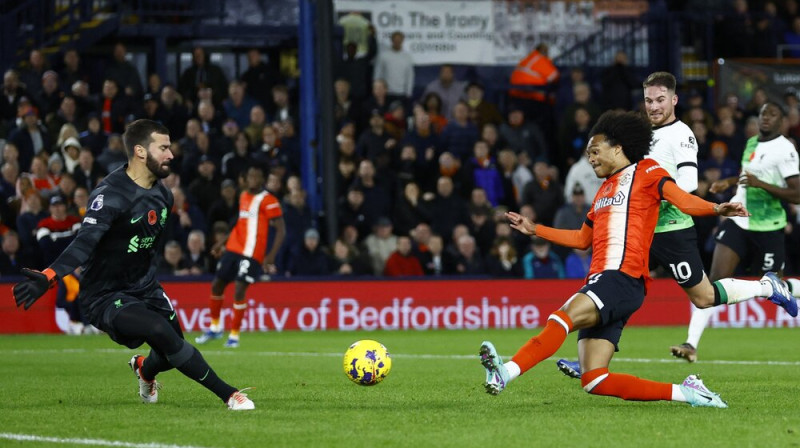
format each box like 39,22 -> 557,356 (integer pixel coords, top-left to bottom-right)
2,347 -> 800,366
0,433 -> 218,448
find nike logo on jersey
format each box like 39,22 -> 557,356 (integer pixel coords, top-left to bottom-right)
130,216 -> 143,224
170,312 -> 177,321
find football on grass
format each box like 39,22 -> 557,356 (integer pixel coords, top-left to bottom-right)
343,339 -> 392,385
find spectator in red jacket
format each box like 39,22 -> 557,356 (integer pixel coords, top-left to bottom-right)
383,235 -> 423,277
36,194 -> 82,332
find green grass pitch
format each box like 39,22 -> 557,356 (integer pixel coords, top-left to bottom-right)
1,327 -> 798,448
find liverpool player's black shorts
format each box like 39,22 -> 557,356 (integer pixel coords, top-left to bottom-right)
715,219 -> 786,273
649,227 -> 706,289
82,289 -> 179,349
215,252 -> 263,284
576,270 -> 645,351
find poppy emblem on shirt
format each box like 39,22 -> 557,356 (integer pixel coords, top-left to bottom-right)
148,210 -> 157,225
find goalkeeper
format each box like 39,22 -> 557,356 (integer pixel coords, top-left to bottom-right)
13,119 -> 254,411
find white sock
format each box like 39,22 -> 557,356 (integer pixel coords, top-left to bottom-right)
504,361 -> 521,381
686,306 -> 715,348
714,278 -> 769,304
787,278 -> 800,296
671,384 -> 688,402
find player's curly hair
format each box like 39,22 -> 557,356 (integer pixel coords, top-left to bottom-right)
589,110 -> 653,163
123,119 -> 170,158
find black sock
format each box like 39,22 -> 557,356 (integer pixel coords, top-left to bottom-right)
141,349 -> 172,381
167,341 -> 237,403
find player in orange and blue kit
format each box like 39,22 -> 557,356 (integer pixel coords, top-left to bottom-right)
196,164 -> 285,348
479,110 -> 749,408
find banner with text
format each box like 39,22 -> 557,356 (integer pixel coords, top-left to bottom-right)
335,0 -> 495,65
333,0 -> 614,65
2,279 -> 797,334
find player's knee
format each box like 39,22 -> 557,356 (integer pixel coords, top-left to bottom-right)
689,294 -> 714,309
687,283 -> 715,308
234,281 -> 249,298
165,340 -> 195,367
211,279 -> 227,296
146,318 -> 182,352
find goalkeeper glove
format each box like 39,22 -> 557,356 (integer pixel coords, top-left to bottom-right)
13,268 -> 57,310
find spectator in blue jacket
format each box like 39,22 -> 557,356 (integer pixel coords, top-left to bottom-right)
440,101 -> 479,161
522,237 -> 565,279
564,247 -> 591,279
223,80 -> 259,129
466,140 -> 504,206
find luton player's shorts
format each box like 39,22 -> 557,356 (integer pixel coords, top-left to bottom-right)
83,289 -> 181,349
715,219 -> 786,273
649,227 -> 706,289
576,270 -> 645,351
215,252 -> 263,284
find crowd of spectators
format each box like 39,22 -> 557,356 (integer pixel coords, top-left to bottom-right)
2,0 -> 800,285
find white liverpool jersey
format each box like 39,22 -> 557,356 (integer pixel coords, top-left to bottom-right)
730,135 -> 799,231
646,119 -> 698,232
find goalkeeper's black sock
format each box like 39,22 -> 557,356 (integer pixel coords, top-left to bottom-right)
167,341 -> 237,402
141,348 -> 172,381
